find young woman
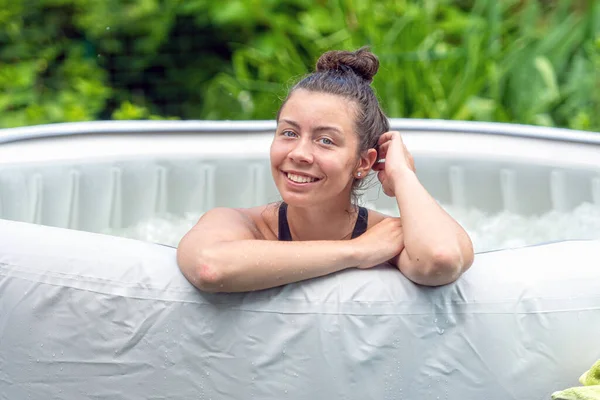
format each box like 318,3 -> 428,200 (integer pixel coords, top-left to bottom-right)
177,47 -> 474,292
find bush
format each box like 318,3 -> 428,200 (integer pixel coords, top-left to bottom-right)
0,0 -> 599,131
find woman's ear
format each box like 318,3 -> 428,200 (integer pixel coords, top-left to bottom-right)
355,148 -> 378,177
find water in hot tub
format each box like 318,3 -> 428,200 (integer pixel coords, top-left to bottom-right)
104,202 -> 600,253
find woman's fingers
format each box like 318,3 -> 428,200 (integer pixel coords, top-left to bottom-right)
375,141 -> 390,160
376,131 -> 417,173
372,140 -> 389,171
372,160 -> 385,171
377,170 -> 394,197
378,140 -> 391,153
377,131 -> 401,146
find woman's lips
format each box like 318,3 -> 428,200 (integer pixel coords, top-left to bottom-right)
282,171 -> 322,185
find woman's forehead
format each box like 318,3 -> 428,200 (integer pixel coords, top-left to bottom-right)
279,90 -> 357,130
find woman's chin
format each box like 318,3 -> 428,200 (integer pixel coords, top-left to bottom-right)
279,192 -> 321,208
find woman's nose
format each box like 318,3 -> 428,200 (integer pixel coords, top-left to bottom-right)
289,140 -> 313,163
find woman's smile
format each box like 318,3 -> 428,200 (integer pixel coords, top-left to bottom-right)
282,170 -> 323,186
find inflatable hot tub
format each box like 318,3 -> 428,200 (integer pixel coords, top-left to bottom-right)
0,120 -> 598,251
0,120 -> 599,399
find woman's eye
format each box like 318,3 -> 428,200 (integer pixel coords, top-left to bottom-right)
319,137 -> 334,145
282,130 -> 297,138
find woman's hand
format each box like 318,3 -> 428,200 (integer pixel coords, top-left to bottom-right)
353,217 -> 404,269
372,131 -> 416,197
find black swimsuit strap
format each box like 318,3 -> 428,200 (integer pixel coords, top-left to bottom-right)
351,206 -> 369,239
278,202 -> 368,241
278,202 -> 293,241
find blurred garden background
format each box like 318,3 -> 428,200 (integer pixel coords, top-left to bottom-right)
0,0 -> 598,131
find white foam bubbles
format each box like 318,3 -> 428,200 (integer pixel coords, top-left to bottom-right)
103,203 -> 600,253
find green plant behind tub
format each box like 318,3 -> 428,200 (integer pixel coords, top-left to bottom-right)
204,0 -> 600,131
0,0 -> 599,131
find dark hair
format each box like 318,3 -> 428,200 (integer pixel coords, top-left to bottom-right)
277,47 -> 390,204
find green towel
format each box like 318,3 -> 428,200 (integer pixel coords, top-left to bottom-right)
580,360 -> 600,386
552,386 -> 600,400
552,360 -> 600,400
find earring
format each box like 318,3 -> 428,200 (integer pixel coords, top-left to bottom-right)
357,172 -> 362,178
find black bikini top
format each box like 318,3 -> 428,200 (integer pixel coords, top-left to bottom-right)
278,202 -> 368,241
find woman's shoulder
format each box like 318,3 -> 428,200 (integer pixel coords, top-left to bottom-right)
191,205 -> 278,241
233,203 -> 281,240
363,207 -> 399,229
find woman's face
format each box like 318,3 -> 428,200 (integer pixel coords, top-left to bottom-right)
270,89 -> 361,207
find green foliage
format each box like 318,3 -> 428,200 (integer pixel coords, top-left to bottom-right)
205,0 -> 600,130
0,0 -> 111,127
0,0 -> 599,131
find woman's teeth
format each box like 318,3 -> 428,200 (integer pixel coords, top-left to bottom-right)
287,173 -> 317,183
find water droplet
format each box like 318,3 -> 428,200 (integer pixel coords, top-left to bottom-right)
434,318 -> 438,323
106,26 -> 110,31
206,371 -> 210,376
40,344 -> 44,347
36,359 -> 39,362
60,367 -> 63,371
61,350 -> 63,355
166,329 -> 169,333
52,353 -> 55,357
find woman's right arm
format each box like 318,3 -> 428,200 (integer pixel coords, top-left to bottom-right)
176,208 -> 403,293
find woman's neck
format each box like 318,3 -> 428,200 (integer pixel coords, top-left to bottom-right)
285,199 -> 358,241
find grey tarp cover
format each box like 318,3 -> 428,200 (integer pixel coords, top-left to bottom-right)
1,218 -> 599,400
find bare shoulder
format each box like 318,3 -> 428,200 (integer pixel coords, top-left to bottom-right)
242,203 -> 280,241
365,208 -> 400,228
186,207 -> 262,240
187,203 -> 280,241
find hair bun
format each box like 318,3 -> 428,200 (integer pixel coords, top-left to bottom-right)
315,47 -> 380,84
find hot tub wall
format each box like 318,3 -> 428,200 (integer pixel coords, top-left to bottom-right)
0,120 -> 599,234
0,218 -> 599,399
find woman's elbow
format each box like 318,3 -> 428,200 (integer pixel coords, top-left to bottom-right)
430,246 -> 473,283
176,247 -> 225,293
413,248 -> 469,286
194,262 -> 225,292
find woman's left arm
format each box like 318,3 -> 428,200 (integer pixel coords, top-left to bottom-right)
375,131 -> 474,286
